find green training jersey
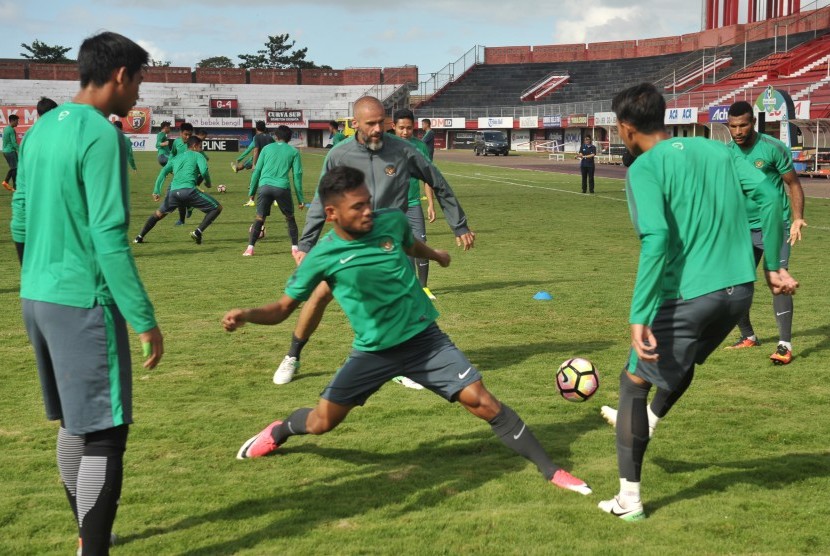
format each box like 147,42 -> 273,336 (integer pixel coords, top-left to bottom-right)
407,137 -> 430,207
11,102 -> 156,333
248,141 -> 304,202
285,209 -> 437,351
332,131 -> 346,146
3,125 -> 18,153
728,133 -> 793,227
156,131 -> 171,156
170,136 -> 187,158
122,132 -> 136,171
153,150 -> 210,195
626,137 -> 783,325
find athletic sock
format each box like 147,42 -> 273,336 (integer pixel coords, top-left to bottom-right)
417,259 -> 429,288
286,215 -> 299,245
488,404 -> 558,480
249,219 -> 264,247
736,311 -> 755,340
57,427 -> 84,526
197,206 -> 222,232
271,408 -> 312,445
616,371 -> 652,482
177,205 -> 187,223
779,341 -> 793,351
77,455 -> 123,554
287,334 -> 308,360
772,293 -> 793,343
138,214 -> 161,238
619,478 -> 641,505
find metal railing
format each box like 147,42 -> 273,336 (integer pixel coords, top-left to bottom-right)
417,45 -> 485,98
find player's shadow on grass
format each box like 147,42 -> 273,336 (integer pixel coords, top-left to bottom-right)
791,324 -> 830,359
435,279 -> 551,295
647,451 -> 830,515
120,414 -> 602,554
465,340 -> 615,371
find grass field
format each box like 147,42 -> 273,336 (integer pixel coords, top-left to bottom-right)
1,149 -> 829,555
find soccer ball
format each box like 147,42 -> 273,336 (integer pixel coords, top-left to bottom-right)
216,184 -> 227,193
249,224 -> 266,239
556,358 -> 599,402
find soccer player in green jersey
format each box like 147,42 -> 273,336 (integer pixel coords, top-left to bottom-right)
113,121 -> 137,172
155,122 -> 194,225
271,96 -> 475,386
421,118 -> 435,159
232,121 -> 275,202
224,165 -> 591,495
11,31 -> 163,554
328,120 -> 346,147
156,120 -> 172,166
2,113 -> 19,191
597,83 -> 798,521
723,101 -> 807,365
393,108 -> 436,297
243,125 -> 304,256
135,135 -> 223,245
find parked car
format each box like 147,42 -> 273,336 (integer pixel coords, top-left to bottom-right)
473,130 -> 509,156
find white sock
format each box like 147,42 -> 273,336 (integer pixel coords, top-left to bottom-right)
647,404 -> 660,436
747,334 -> 757,341
291,245 -> 298,250
619,479 -> 641,505
779,341 -> 792,351
247,244 -> 254,250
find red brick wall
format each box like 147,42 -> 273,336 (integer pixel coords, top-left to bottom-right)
145,66 -> 192,83
383,66 -> 418,85
0,62 -> 26,79
343,68 -> 382,85
586,40 -> 638,61
194,68 -> 246,84
28,63 -> 79,81
636,37 -> 682,57
531,44 -> 587,63
249,69 -> 299,84
484,46 -> 533,64
301,69 -> 344,85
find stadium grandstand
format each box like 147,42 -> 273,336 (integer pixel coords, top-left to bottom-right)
1,2 -> 829,169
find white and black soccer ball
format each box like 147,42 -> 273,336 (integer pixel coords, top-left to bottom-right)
216,184 -> 227,193
556,358 -> 599,402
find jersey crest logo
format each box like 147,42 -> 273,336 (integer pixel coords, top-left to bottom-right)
755,159 -> 764,168
384,164 -> 396,176
58,110 -> 70,121
378,237 -> 395,252
671,142 -> 684,150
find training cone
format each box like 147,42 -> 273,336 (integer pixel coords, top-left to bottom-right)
533,291 -> 553,301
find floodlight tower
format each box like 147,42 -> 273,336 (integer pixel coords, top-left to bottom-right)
704,0 -> 802,29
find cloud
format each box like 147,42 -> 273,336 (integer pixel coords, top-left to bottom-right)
136,40 -> 168,64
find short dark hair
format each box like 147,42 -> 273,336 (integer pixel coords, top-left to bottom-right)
78,31 -> 148,88
319,166 -> 366,205
612,83 -> 666,135
275,125 -> 292,142
160,121 -> 171,129
329,120 -> 339,128
180,122 -> 194,133
9,114 -> 19,122
394,108 -> 415,123
113,120 -> 124,129
187,135 -> 203,148
255,120 -> 266,132
421,118 -> 431,127
728,101 -> 754,118
36,97 -> 58,116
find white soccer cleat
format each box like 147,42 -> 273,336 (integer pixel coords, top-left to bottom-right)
598,496 -> 645,521
273,356 -> 299,385
243,247 -> 254,257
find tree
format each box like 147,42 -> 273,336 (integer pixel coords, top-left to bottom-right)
238,34 -> 323,70
20,40 -> 71,63
150,59 -> 171,67
197,56 -> 235,69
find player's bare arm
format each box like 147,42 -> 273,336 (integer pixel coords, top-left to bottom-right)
223,295 -> 301,331
405,239 -> 450,267
782,170 -> 807,244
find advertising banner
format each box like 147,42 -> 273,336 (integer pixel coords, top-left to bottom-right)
186,116 -> 243,128
511,130 -> 531,151
265,109 -> 306,127
477,117 -> 513,129
451,131 -> 476,149
542,114 -> 562,128
664,107 -> 698,124
151,113 -> 175,127
519,116 -> 538,128
594,112 -> 617,126
708,105 -> 729,123
1,105 -> 37,142
427,117 -> 465,129
125,134 -> 156,152
201,138 -> 240,152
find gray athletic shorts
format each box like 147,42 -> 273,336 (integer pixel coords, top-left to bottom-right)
321,323 -> 482,406
22,300 -> 133,436
406,204 -> 427,243
750,222 -> 791,270
627,283 -> 754,391
256,185 -> 294,218
4,151 -> 18,170
159,187 -> 219,214
157,154 -> 169,167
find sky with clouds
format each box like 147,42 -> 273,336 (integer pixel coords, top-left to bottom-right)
1,0 -> 824,82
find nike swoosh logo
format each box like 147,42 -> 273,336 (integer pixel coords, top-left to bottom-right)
513,424 -> 526,440
776,311 -> 791,316
458,367 -> 472,379
339,254 -> 356,264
